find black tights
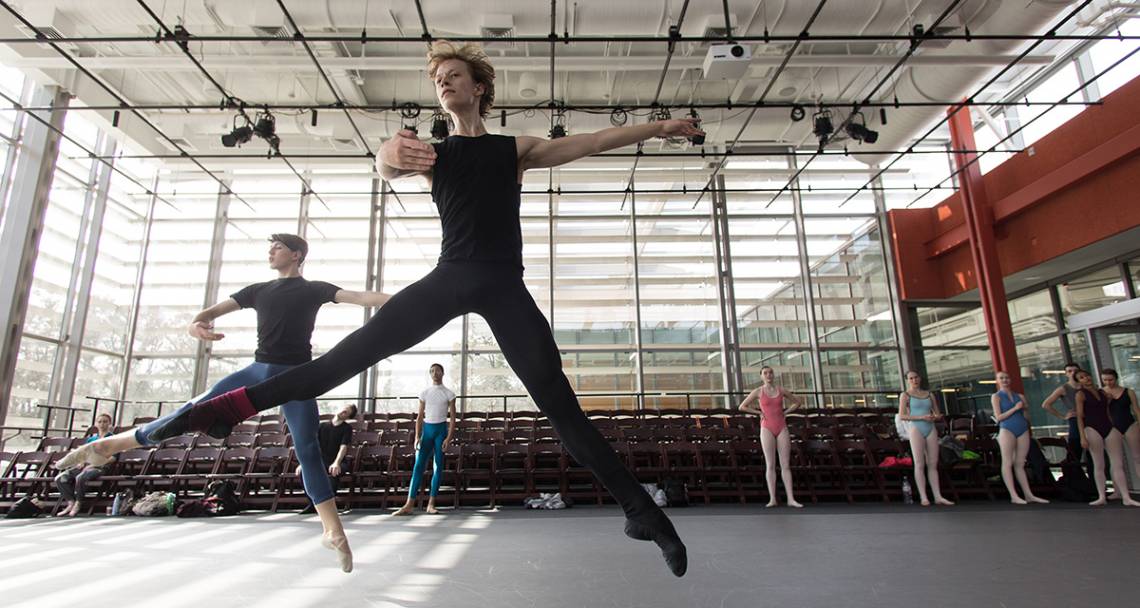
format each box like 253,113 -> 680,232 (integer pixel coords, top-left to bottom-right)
246,261 -> 655,518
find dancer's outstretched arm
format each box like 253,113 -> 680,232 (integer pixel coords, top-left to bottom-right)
334,289 -> 392,308
517,118 -> 704,171
376,129 -> 435,181
188,299 -> 240,341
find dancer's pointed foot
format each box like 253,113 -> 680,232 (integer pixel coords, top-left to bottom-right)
392,504 -> 414,516
147,388 -> 255,443
321,532 -> 353,573
934,497 -> 955,506
624,510 -> 688,577
56,445 -> 92,470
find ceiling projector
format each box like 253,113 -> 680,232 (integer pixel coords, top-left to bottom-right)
702,43 -> 752,80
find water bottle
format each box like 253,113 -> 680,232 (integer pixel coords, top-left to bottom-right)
111,492 -> 123,516
902,476 -> 914,505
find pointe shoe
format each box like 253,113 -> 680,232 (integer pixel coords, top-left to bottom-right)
322,533 -> 353,573
934,497 -> 955,506
624,510 -> 688,577
55,445 -> 92,470
787,500 -> 804,508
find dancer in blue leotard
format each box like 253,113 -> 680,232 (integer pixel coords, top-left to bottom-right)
991,371 -> 1048,505
898,370 -> 953,506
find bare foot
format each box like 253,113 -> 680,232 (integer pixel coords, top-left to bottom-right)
66,505 -> 81,517
765,500 -> 778,508
392,504 -> 414,516
920,499 -> 931,507
425,505 -> 440,514
787,499 -> 804,508
1010,497 -> 1028,505
1027,496 -> 1049,504
934,497 -> 956,506
1089,498 -> 1107,506
1123,498 -> 1140,507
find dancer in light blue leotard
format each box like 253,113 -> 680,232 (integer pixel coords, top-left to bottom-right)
899,371 -> 954,506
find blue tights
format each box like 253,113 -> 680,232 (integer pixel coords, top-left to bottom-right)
136,362 -> 334,504
409,422 -> 447,499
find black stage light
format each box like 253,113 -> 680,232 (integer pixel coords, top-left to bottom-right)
790,104 -> 806,122
221,125 -> 253,147
812,108 -> 833,144
610,108 -> 628,127
252,112 -> 276,140
845,111 -> 879,144
430,111 -> 449,140
688,108 -> 705,146
550,108 -> 567,139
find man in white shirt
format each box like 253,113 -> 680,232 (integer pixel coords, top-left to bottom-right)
394,363 -> 456,515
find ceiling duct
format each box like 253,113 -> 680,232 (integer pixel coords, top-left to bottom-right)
251,0 -> 290,41
14,5 -> 79,52
481,14 -> 516,50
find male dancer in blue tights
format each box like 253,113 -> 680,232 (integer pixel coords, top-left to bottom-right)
58,233 -> 388,572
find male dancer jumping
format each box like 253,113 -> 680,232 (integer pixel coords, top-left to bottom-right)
59,234 -> 389,572
147,41 -> 703,577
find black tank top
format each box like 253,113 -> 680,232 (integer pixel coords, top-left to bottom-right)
430,134 -> 523,267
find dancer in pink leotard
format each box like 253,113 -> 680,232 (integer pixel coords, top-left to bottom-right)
739,366 -> 803,507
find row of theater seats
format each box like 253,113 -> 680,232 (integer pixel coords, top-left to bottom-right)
1,408 -> 1053,514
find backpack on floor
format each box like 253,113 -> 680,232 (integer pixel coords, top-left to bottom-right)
132,492 -> 176,517
1025,440 -> 1054,487
5,495 -> 43,519
663,479 -> 689,507
1057,454 -> 1096,502
939,435 -> 965,466
203,480 -> 241,516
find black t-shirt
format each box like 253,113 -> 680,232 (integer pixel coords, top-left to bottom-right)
230,277 -> 341,365
430,134 -> 523,268
317,421 -> 353,466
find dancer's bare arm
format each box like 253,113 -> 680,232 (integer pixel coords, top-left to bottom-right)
516,118 -> 703,173
738,388 -> 763,416
335,290 -> 392,308
781,388 -> 803,413
930,392 -> 944,421
1076,391 -> 1088,448
1041,386 -> 1069,420
188,299 -> 240,341
900,392 -> 914,421
329,444 -> 349,476
414,400 -> 425,449
445,397 -> 456,445
376,129 -> 435,183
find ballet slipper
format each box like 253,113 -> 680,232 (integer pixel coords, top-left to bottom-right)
623,509 -> 687,577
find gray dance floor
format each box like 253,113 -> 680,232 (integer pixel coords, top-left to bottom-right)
2,503 -> 1136,608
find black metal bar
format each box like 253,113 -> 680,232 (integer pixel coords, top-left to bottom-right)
97,185 -> 965,197
70,148 -> 1012,160
689,0 -> 831,210
275,0 -> 373,156
135,0 -> 333,210
0,33 -> 1133,45
651,0 -> 691,105
758,0 -> 964,210
0,0 -> 254,210
413,0 -> 433,41
3,100 -> 1099,113
0,88 -> 181,211
838,0 -> 1096,209
906,41 -> 1140,208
